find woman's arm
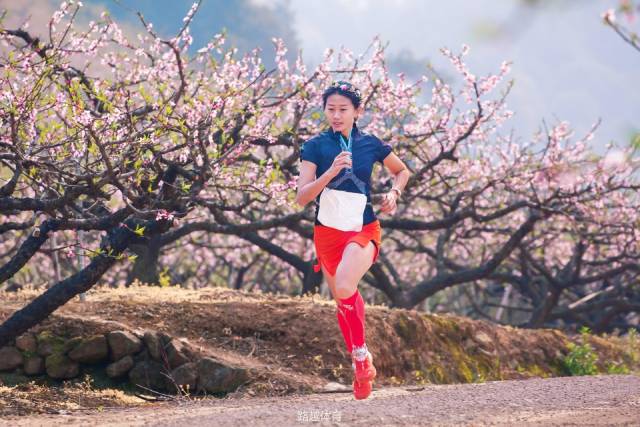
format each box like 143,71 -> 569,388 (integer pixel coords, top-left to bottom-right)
295,152 -> 352,207
379,153 -> 411,214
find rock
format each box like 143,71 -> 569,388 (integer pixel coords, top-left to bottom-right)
62,337 -> 84,354
144,331 -> 196,367
23,356 -> 45,375
166,362 -> 198,393
180,340 -> 198,359
158,332 -> 173,345
0,346 -> 24,371
129,360 -> 168,392
133,348 -> 150,364
165,339 -> 193,369
322,381 -> 350,392
196,357 -> 249,394
108,331 -> 143,361
68,335 -> 109,364
45,353 -> 80,379
143,331 -> 163,361
36,332 -> 66,357
106,356 -> 134,378
15,333 -> 37,353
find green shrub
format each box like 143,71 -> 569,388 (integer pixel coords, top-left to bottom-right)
562,326 -> 599,376
606,361 -> 630,374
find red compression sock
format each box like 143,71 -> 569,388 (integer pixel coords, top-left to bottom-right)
338,289 -> 366,349
336,305 -> 353,353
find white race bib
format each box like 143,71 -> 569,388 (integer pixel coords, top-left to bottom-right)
317,187 -> 367,232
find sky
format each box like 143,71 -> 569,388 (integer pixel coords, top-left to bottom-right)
2,0 -> 637,152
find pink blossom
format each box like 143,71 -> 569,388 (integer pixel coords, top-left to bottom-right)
156,209 -> 175,222
602,8 -> 616,23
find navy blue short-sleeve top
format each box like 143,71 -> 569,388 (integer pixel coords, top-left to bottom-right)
299,124 -> 393,226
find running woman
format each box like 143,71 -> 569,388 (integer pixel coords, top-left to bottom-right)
295,80 -> 411,400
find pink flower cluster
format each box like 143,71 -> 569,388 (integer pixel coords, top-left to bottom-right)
155,210 -> 175,222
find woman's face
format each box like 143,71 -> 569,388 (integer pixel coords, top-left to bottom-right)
324,93 -> 360,135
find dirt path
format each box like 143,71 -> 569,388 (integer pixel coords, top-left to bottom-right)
3,374 -> 639,426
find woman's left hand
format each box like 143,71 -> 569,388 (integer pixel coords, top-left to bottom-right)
379,191 -> 398,215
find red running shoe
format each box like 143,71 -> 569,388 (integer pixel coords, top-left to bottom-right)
352,344 -> 377,384
352,377 -> 372,400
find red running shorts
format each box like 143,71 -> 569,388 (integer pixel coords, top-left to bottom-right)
312,219 -> 382,276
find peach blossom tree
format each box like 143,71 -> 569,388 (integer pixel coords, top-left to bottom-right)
1,1 -> 639,348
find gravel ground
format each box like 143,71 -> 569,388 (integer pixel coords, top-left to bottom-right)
2,374 -> 639,426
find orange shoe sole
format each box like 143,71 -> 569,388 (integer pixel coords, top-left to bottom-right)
353,378 -> 372,400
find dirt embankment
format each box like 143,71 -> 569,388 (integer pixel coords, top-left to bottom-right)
1,285 -> 638,417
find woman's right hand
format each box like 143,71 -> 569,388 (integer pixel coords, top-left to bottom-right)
327,151 -> 352,178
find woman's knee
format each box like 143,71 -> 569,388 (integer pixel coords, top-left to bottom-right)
334,272 -> 357,298
334,284 -> 356,300
326,278 -> 340,300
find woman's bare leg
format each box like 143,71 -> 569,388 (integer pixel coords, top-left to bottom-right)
334,241 -> 376,300
320,263 -> 340,304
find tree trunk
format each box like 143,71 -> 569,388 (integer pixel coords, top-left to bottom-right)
233,265 -> 250,290
526,287 -> 561,328
0,220 -> 144,348
0,219 -> 58,284
126,236 -> 161,286
0,217 -> 174,347
301,260 -> 323,295
0,248 -> 121,348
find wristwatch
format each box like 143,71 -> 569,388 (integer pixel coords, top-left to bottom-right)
390,187 -> 402,198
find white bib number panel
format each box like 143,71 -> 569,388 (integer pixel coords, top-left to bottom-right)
317,187 -> 366,232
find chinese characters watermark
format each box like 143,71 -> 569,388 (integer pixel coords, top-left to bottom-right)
297,408 -> 342,423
